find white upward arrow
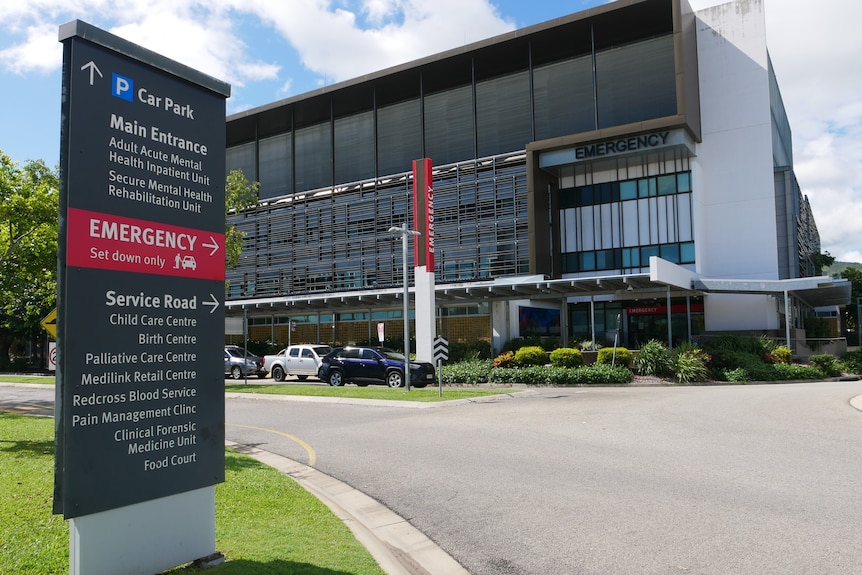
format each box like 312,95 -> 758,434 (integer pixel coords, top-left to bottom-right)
80,61 -> 102,86
202,236 -> 219,256
202,294 -> 220,314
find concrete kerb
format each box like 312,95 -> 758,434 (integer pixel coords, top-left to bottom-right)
224,389 -> 529,408
226,440 -> 470,575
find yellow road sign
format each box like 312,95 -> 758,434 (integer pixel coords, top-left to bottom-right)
41,308 -> 57,338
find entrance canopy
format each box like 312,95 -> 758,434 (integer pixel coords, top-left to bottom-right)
225,259 -> 850,316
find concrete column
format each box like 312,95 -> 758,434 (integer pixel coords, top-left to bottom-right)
414,266 -> 435,362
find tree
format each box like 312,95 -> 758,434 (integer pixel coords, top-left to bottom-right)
0,151 -> 59,367
840,267 -> 862,342
812,251 -> 836,276
224,169 -> 259,270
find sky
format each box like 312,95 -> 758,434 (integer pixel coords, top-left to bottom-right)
1,0 -> 860,263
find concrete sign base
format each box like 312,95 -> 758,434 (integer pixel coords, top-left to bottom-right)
70,487 -> 215,575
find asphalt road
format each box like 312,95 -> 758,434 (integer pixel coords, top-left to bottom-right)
5,380 -> 862,574
225,382 -> 862,575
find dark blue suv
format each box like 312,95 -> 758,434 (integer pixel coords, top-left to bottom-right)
317,347 -> 435,388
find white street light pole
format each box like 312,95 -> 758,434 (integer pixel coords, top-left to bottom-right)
389,225 -> 421,391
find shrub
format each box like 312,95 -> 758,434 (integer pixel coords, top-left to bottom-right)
500,336 -> 562,353
773,363 -> 825,380
808,354 -> 843,377
488,366 -> 525,385
440,360 -> 492,385
596,346 -> 633,367
549,348 -> 584,368
635,340 -> 673,376
722,368 -> 750,383
673,348 -> 711,383
514,346 -> 548,367
841,349 -> 862,375
771,346 -> 793,364
493,351 -> 516,368
574,364 -> 633,385
703,335 -> 772,356
488,364 -> 632,385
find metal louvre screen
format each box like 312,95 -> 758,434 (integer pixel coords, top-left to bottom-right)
378,99 -> 422,176
476,70 -> 531,157
596,35 -> 676,129
335,110 -> 374,184
294,122 -> 331,191
533,55 -> 596,140
424,85 -> 473,166
259,133 -> 291,200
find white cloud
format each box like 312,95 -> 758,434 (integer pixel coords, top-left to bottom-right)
764,0 -> 862,262
0,24 -> 61,74
0,0 -> 280,85
239,0 -> 514,83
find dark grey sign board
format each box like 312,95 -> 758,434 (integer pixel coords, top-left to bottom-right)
55,21 -> 230,519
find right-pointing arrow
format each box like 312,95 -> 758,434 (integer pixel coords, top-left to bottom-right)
202,236 -> 219,256
202,294 -> 220,313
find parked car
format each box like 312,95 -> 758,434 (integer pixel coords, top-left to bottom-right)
317,347 -> 435,388
224,346 -> 266,379
263,344 -> 332,381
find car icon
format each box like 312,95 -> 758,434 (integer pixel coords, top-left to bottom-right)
180,255 -> 197,270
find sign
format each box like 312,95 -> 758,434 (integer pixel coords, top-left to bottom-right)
48,342 -> 57,371
433,336 -> 449,363
412,158 -> 434,268
377,322 -> 385,343
41,308 -> 58,338
627,303 -> 705,315
538,129 -> 690,168
55,21 -> 229,520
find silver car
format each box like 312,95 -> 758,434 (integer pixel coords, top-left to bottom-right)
224,347 -> 266,379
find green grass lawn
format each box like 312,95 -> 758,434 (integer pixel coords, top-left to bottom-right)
0,413 -> 387,575
0,375 -> 55,384
224,382 -> 515,401
0,375 -> 515,403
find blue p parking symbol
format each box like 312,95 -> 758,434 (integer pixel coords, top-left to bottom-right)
112,73 -> 134,102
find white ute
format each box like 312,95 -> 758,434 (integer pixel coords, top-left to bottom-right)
263,344 -> 332,381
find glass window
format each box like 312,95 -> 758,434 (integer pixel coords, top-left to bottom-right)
660,243 -> 680,263
638,178 -> 657,198
580,251 -> 596,271
657,174 -> 676,195
680,241 -> 695,263
677,172 -> 691,192
620,180 -> 637,201
559,188 -> 576,209
640,245 -> 659,262
596,249 -> 618,270
622,200 -> 638,247
622,247 -> 640,268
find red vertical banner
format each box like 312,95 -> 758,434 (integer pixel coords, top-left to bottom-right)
412,158 -> 434,268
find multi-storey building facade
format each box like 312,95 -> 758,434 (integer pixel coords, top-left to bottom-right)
224,0 -> 849,356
